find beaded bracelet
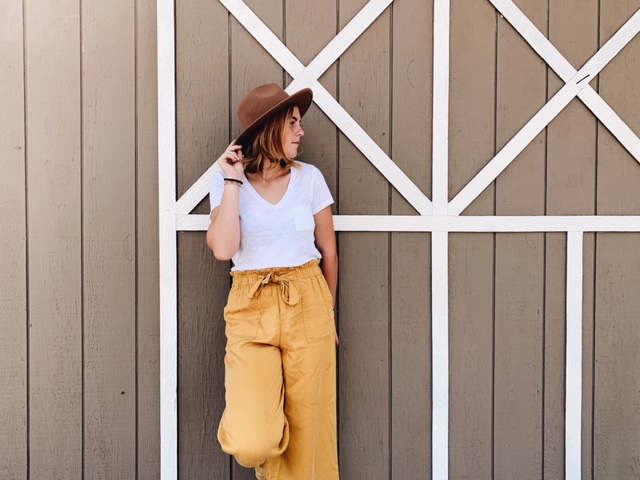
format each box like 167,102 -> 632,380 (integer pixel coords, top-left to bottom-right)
223,177 -> 243,186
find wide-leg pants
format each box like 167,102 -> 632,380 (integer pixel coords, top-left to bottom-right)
217,260 -> 339,480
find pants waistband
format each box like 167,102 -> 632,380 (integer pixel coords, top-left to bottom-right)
231,260 -> 322,306
230,259 -> 322,284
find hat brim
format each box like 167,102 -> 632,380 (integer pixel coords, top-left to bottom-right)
234,88 -> 313,150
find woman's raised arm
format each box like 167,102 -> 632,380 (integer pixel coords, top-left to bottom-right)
206,142 -> 244,260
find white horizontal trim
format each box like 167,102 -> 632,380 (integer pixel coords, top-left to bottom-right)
177,214 -> 640,232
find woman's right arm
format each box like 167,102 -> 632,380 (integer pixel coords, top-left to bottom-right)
206,142 -> 245,260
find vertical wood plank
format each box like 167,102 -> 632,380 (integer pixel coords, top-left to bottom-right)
24,1 -> 83,478
175,0 -> 231,477
0,2 -> 27,478
541,231 -> 567,476
136,0 -> 160,476
595,2 -> 640,476
545,1 -> 599,477
390,0 -> 432,477
81,0 -> 136,477
337,1 -> 390,478
493,1 -> 547,477
593,234 -> 640,478
448,1 -> 496,478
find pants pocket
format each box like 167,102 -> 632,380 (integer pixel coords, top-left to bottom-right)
223,287 -> 261,344
301,276 -> 335,342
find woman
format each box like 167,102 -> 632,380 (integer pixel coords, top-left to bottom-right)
207,83 -> 339,480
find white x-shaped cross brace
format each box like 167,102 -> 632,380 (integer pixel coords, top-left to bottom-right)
176,0 -> 432,217
449,0 -> 640,215
176,0 -> 640,222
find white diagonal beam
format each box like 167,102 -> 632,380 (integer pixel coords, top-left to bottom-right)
449,7 -> 640,215
287,0 -> 393,92
177,0 -> 432,216
490,0 -> 640,162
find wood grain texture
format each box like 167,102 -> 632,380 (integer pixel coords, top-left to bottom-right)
494,1 -> 547,477
0,1 -> 27,478
593,234 -> 640,479
337,1 -> 391,478
136,0 -> 160,476
594,2 -> 640,476
541,232 -> 566,477
81,0 -> 136,477
24,1 -> 83,478
390,0 -> 432,477
175,0 -> 231,477
448,1 -> 496,476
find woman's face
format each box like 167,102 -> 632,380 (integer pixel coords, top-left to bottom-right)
282,105 -> 304,159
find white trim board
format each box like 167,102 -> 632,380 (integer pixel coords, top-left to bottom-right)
176,214 -> 640,233
157,0 -> 177,477
432,0 -> 450,216
158,1 -> 640,478
565,232 -> 584,480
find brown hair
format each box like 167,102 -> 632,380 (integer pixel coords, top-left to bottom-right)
242,105 -> 300,174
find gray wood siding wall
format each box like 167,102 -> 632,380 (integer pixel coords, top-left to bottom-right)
2,0 -> 640,479
0,0 -> 159,478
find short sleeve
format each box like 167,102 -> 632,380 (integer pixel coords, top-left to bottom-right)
209,170 -> 225,215
311,165 -> 334,214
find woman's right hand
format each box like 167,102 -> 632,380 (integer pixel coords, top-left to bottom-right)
217,141 -> 245,180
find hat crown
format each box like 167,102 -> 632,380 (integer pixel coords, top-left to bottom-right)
234,83 -> 313,149
238,83 -> 289,129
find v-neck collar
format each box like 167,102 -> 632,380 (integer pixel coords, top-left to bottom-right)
243,167 -> 295,208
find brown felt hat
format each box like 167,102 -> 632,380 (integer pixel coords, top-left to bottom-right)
235,83 -> 313,150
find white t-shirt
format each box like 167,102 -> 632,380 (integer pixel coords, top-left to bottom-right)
209,161 -> 334,271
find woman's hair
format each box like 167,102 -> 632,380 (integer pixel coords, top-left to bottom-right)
242,105 -> 300,174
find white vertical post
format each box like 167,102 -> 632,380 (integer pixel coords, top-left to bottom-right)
158,0 -> 178,477
432,0 -> 450,216
432,231 -> 449,479
565,231 -> 584,480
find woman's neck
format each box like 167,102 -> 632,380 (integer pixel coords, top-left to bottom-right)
258,160 -> 286,183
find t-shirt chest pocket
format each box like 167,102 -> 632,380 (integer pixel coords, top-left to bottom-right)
293,205 -> 315,231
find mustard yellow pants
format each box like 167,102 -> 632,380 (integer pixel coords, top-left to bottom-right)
217,260 -> 339,480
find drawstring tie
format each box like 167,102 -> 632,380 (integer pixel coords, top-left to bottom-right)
248,272 -> 300,306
